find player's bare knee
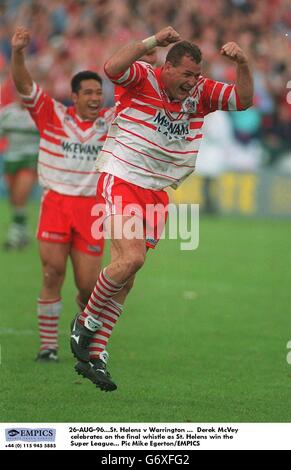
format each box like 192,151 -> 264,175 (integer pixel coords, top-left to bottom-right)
42,264 -> 65,289
122,253 -> 145,277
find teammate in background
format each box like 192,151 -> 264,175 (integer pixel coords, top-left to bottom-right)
11,26 -> 114,363
0,98 -> 39,250
70,26 -> 253,392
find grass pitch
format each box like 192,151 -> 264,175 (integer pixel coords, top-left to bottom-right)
0,200 -> 290,423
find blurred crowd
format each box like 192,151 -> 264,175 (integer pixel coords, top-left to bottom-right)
1,0 -> 291,169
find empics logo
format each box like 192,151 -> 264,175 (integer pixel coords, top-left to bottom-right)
7,429 -> 20,437
5,428 -> 56,442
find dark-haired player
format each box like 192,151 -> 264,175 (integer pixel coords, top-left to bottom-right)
11,27 -> 114,363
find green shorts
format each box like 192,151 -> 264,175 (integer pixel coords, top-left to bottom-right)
3,155 -> 37,175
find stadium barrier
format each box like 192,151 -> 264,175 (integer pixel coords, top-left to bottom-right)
0,168 -> 290,217
168,170 -> 291,217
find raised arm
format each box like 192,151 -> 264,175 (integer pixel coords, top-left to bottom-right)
104,26 -> 181,77
221,42 -> 253,109
11,26 -> 33,95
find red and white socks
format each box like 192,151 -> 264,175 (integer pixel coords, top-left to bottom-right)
37,298 -> 62,351
79,269 -> 125,323
89,299 -> 123,360
75,269 -> 126,361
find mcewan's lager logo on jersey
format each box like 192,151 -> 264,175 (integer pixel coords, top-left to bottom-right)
62,141 -> 102,161
154,112 -> 189,141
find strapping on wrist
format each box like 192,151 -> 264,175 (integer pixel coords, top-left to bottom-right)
142,35 -> 157,51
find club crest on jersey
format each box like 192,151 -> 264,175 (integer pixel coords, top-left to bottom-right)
95,118 -> 106,129
64,115 -> 74,123
182,96 -> 199,113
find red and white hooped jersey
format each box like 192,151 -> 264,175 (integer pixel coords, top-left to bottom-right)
98,62 -> 244,190
21,82 -> 114,196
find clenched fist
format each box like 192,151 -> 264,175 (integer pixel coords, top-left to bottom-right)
11,26 -> 30,52
155,26 -> 181,47
220,42 -> 248,64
